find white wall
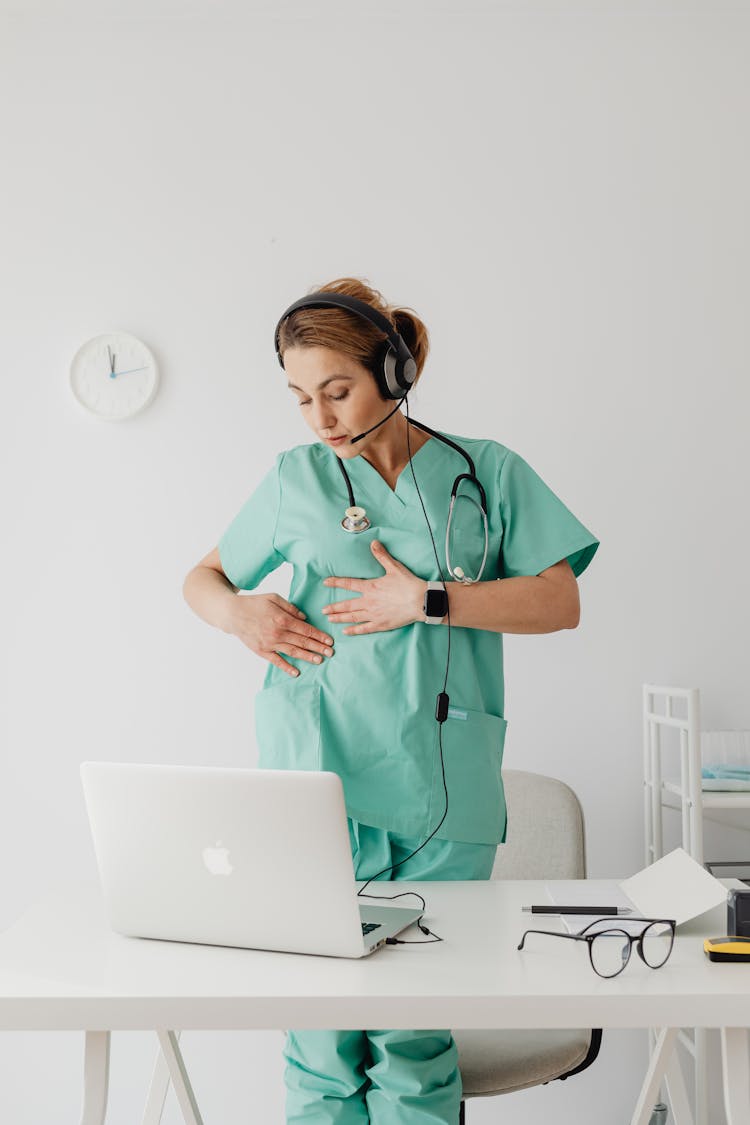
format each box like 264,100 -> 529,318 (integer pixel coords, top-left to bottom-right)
1,1 -> 749,1121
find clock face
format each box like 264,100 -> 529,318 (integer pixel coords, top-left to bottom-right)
70,332 -> 159,421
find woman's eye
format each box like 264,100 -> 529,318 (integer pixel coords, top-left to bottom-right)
299,392 -> 348,407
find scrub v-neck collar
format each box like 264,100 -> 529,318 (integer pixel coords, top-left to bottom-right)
343,435 -> 436,509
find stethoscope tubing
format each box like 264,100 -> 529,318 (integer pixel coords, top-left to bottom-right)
334,419 -> 489,584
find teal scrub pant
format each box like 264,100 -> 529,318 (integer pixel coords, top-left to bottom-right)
283,819 -> 497,1124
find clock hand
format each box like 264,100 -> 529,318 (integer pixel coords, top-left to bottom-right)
109,365 -> 149,379
108,346 -> 115,375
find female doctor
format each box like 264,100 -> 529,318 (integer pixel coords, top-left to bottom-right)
182,277 -> 600,1124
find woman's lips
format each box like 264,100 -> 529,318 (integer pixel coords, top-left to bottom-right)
326,436 -> 348,445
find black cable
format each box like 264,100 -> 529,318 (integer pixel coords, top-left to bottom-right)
386,924 -> 444,945
355,393 -> 454,946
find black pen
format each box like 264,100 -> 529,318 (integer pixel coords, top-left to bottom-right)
522,905 -> 632,916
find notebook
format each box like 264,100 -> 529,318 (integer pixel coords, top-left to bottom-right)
80,762 -> 422,958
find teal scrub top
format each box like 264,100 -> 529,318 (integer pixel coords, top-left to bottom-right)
218,434 -> 600,846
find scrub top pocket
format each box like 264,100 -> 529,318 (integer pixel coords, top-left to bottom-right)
426,705 -> 508,845
447,524 -> 494,583
254,680 -> 322,772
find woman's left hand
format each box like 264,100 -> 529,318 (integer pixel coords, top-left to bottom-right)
322,540 -> 426,634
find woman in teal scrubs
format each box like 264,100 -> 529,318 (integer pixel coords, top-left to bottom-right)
183,277 -> 599,1124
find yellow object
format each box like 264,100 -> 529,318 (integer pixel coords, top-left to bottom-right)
704,936 -> 750,962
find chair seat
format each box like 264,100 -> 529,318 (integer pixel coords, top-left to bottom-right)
455,1028 -> 592,1096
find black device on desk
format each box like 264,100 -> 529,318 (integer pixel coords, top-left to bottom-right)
700,876 -> 750,961
727,889 -> 750,938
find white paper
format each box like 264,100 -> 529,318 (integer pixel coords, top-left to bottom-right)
544,847 -> 728,934
619,846 -> 728,925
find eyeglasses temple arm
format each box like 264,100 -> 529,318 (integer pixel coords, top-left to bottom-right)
517,929 -> 588,950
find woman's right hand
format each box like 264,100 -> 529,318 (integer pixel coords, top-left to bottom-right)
226,593 -> 335,678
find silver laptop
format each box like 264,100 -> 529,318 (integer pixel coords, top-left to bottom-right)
80,762 -> 422,957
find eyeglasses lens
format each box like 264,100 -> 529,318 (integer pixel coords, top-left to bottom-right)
641,921 -> 674,968
590,929 -> 631,977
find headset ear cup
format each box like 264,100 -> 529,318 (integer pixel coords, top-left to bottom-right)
382,345 -> 401,399
384,345 -> 416,398
372,339 -> 394,399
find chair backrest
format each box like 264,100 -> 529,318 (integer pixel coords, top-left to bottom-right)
492,769 -> 586,880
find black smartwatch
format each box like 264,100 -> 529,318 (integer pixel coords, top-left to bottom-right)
423,581 -> 448,624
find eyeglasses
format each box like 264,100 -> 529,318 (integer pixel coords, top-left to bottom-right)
517,917 -> 677,979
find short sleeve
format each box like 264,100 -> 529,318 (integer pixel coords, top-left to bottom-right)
217,453 -> 286,590
498,450 -> 600,579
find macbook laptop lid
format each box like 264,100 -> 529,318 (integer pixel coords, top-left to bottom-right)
80,763 -> 422,958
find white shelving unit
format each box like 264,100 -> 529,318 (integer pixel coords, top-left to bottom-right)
642,683 -> 750,1125
644,684 -> 750,867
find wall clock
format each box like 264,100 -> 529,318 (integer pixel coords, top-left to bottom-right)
70,332 -> 159,421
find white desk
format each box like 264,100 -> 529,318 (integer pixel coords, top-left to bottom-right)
1,878 -> 748,1125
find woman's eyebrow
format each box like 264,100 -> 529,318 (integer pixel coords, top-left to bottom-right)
287,375 -> 354,392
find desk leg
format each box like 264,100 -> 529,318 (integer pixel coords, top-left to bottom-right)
80,1030 -> 110,1125
630,1028 -> 678,1125
720,1028 -> 750,1125
155,1030 -> 204,1125
664,1042 -> 694,1125
143,1030 -> 181,1125
693,1027 -> 709,1125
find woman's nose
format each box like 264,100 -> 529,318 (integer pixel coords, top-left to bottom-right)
310,402 -> 336,431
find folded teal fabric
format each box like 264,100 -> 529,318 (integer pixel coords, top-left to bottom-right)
702,765 -> 750,780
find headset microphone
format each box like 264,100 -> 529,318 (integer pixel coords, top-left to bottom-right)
350,394 -> 409,445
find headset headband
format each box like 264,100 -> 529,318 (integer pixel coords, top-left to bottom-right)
273,292 -> 413,370
274,290 -> 404,360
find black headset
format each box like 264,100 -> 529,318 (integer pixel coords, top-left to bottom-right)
274,291 -> 418,401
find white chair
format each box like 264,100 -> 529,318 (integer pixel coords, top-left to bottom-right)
455,769 -> 602,1122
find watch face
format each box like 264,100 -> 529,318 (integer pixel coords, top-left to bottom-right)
70,332 -> 159,421
425,588 -> 448,617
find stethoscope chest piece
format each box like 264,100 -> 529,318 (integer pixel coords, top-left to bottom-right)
342,505 -> 371,534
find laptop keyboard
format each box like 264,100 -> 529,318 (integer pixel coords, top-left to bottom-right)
361,922 -> 382,935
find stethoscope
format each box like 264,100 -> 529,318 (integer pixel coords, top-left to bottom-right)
333,416 -> 489,585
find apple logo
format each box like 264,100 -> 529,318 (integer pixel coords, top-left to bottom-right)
202,840 -> 233,876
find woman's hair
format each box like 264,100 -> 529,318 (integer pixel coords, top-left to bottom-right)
276,277 -> 430,392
